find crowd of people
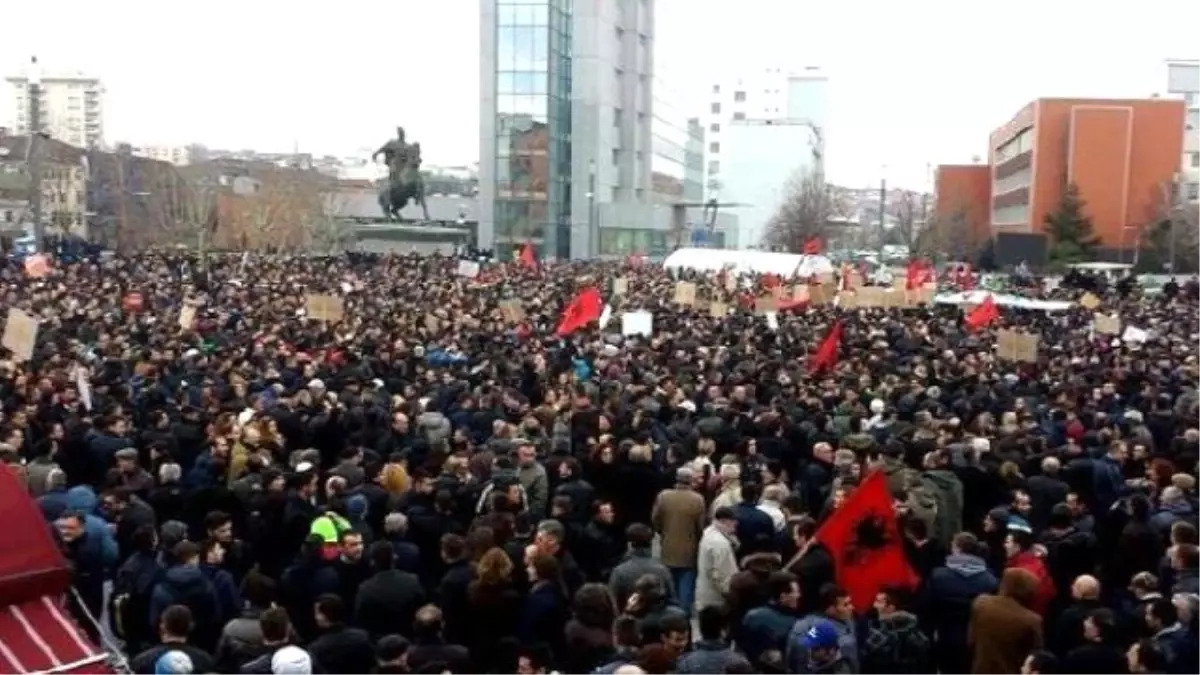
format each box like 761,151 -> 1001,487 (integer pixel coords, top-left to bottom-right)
4,249 -> 1199,674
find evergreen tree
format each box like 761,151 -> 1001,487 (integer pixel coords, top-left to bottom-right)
1045,183 -> 1100,264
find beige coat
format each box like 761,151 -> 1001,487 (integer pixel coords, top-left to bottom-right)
652,488 -> 706,568
695,524 -> 738,611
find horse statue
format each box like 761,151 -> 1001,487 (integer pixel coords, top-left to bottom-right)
373,127 -> 431,222
377,163 -> 430,222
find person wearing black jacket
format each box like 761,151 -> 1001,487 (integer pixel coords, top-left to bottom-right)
307,594 -> 375,674
785,516 -> 835,615
405,605 -> 472,674
732,482 -> 777,558
355,541 -> 426,640
129,605 -> 215,675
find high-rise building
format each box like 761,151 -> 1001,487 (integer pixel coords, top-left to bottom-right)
1164,59 -> 1199,203
5,70 -> 104,149
650,80 -> 699,203
704,66 -> 828,248
703,65 -> 828,198
481,0 -> 673,259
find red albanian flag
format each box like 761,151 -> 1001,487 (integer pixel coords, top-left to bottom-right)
815,470 -> 919,612
555,287 -> 603,337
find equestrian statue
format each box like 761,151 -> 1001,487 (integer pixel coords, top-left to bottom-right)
373,126 -> 431,222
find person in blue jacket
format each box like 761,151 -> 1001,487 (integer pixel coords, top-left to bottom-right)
65,485 -> 119,568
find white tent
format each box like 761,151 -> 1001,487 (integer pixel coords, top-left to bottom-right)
662,248 -> 834,278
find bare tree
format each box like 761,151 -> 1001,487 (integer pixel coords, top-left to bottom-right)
890,190 -> 925,249
210,167 -> 330,251
915,207 -> 971,259
763,170 -> 842,252
1140,179 -> 1200,272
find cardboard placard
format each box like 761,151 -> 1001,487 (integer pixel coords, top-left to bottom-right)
1079,293 -> 1101,310
911,284 -> 937,306
613,277 -> 628,295
1016,333 -> 1040,363
837,291 -> 858,308
709,301 -> 728,318
844,271 -> 863,290
498,299 -> 525,324
456,260 -> 480,278
424,314 -> 441,333
1093,313 -> 1121,335
621,311 -> 653,337
2,308 -> 38,362
997,329 -> 1039,363
882,289 -> 905,308
305,294 -> 345,323
856,287 -> 884,307
791,285 -> 810,303
724,272 -> 738,292
178,303 -> 198,330
755,295 -> 778,314
674,281 -> 697,306
809,283 -> 833,305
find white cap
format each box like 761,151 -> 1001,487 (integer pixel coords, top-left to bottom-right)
271,646 -> 313,675
307,378 -> 325,390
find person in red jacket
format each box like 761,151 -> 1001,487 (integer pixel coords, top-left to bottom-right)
1004,523 -> 1057,616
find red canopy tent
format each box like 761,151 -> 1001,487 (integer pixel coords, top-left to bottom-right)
0,468 -> 114,674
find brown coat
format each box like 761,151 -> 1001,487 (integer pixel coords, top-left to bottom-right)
968,593 -> 1044,674
652,487 -> 706,568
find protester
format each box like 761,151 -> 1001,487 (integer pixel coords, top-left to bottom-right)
4,250 -> 1195,674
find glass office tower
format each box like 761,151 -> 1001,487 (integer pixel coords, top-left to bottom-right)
488,0 -> 573,259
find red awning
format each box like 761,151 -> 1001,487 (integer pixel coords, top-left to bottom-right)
0,596 -> 112,674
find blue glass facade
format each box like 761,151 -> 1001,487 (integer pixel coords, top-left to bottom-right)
494,0 -> 573,259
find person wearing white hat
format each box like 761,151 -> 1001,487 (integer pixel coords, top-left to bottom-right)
271,645 -> 313,675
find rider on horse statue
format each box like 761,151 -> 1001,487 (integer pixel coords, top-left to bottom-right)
373,126 -> 431,222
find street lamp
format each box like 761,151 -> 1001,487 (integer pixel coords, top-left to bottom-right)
587,159 -> 597,258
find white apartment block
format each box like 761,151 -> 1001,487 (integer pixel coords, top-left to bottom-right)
131,145 -> 191,166
703,65 -> 829,197
5,71 -> 104,149
1165,59 -> 1199,202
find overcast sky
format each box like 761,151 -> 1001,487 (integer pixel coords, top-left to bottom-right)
2,0 -> 1196,190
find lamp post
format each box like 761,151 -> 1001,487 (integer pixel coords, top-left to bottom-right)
26,56 -> 45,249
878,164 -> 888,256
587,159 -> 597,258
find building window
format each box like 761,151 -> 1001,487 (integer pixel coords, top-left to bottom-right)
709,123 -> 720,133
709,142 -> 720,153
734,91 -> 746,102
732,112 -> 745,121
711,102 -> 721,114
614,107 -> 623,128
612,149 -> 620,165
708,160 -> 720,175
1191,151 -> 1200,168
712,84 -> 720,94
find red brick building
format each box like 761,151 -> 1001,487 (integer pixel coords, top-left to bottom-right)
936,97 -> 1185,258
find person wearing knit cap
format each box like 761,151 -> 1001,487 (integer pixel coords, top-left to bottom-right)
271,645 -> 313,674
154,650 -> 194,674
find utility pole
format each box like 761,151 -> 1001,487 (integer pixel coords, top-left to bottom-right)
878,174 -> 887,255
27,57 -> 45,248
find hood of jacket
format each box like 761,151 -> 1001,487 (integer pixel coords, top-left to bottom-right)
66,485 -> 99,513
162,564 -> 212,596
922,468 -> 960,492
879,610 -> 920,634
945,553 -> 990,577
